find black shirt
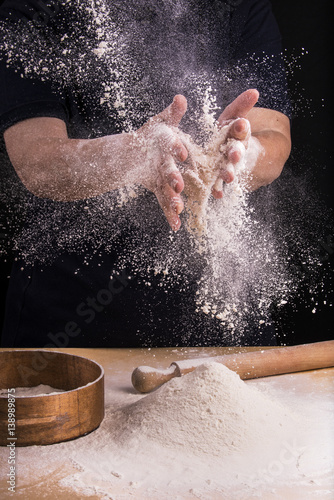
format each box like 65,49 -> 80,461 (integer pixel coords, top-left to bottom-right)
0,0 -> 290,347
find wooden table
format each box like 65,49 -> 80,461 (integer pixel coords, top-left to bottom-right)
0,347 -> 333,499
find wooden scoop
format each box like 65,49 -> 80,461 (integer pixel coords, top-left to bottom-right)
132,340 -> 334,393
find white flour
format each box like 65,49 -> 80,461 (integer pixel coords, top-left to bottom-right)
0,362 -> 332,499
0,384 -> 63,397
179,120 -> 250,241
54,362 -> 331,499
104,362 -> 295,458
0,2 -> 332,343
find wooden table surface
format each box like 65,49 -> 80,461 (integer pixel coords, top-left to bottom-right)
0,347 -> 333,499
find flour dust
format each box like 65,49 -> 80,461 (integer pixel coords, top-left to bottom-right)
0,1 -> 332,344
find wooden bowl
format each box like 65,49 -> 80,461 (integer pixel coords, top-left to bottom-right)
0,350 -> 104,446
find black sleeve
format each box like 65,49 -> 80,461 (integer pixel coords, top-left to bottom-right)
231,0 -> 282,58
0,59 -> 69,134
0,0 -> 59,24
0,0 -> 69,134
228,0 -> 291,117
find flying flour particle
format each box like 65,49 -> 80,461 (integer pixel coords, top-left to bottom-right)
0,2 -> 332,343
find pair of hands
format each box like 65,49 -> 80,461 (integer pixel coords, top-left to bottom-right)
134,89 -> 260,231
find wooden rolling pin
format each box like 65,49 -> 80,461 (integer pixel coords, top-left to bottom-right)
132,340 -> 334,393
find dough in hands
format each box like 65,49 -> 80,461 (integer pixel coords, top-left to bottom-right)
177,120 -> 247,239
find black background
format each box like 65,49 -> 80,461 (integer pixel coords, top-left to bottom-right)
271,0 -> 333,344
0,0 -> 333,345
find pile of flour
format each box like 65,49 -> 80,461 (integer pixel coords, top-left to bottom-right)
58,362 -> 311,499
107,362 -> 294,458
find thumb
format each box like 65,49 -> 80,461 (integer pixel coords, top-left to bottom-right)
218,89 -> 259,125
154,94 -> 188,127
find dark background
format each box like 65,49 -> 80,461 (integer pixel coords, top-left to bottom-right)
270,0 -> 333,344
0,0 -> 333,345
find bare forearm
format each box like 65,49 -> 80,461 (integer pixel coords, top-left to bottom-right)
244,107 -> 291,190
244,128 -> 291,190
4,96 -> 189,230
6,132 -> 133,201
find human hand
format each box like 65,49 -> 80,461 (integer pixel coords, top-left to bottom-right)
132,95 -> 188,231
211,89 -> 259,198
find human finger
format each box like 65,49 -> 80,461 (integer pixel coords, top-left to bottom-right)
212,178 -> 224,199
156,124 -> 188,163
155,182 -> 184,231
170,135 -> 188,163
217,89 -> 259,125
226,140 -> 246,166
226,118 -> 251,142
156,130 -> 187,193
159,155 -> 185,194
212,162 -> 235,194
221,163 -> 235,183
152,94 -> 188,128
